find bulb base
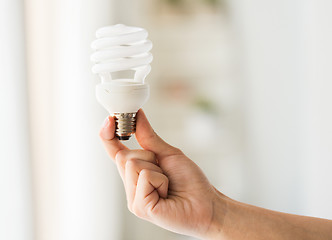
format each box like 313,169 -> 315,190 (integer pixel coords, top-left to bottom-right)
114,112 -> 136,141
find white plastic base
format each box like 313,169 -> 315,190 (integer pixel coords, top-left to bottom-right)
96,79 -> 150,114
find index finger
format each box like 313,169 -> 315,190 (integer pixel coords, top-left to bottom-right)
99,116 -> 128,161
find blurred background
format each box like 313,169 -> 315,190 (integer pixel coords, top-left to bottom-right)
1,0 -> 332,239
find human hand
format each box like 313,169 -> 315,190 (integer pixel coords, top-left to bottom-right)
99,110 -> 226,239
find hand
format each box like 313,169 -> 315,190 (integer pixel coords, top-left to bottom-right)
99,110 -> 226,239
99,110 -> 332,240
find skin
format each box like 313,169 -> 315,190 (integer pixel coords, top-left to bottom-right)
99,109 -> 332,240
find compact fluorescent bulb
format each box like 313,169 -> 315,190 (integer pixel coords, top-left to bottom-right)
91,24 -> 153,140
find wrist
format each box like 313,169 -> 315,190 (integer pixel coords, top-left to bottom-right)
203,189 -> 230,240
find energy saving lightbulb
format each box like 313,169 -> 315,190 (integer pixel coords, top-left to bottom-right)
91,24 -> 152,140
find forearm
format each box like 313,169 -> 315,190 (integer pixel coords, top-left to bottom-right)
208,193 -> 332,240
100,113 -> 332,240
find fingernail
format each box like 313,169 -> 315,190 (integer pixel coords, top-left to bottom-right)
100,116 -> 113,140
102,116 -> 110,128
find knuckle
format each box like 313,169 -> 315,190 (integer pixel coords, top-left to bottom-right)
148,151 -> 157,160
128,151 -> 139,161
164,174 -> 169,184
136,150 -> 157,164
139,169 -> 150,178
125,158 -> 138,169
172,147 -> 183,155
115,150 -> 127,162
115,151 -> 128,168
131,203 -> 145,218
136,149 -> 145,154
98,129 -> 104,139
127,203 -> 133,213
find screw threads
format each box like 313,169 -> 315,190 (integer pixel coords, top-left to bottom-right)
114,112 -> 136,140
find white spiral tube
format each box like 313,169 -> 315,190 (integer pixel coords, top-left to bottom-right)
91,24 -> 153,83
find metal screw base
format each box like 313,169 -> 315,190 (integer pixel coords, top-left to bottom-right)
114,112 -> 136,141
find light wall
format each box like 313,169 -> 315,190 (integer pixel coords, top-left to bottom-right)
25,0 -> 123,239
230,0 -> 332,218
0,0 -> 33,239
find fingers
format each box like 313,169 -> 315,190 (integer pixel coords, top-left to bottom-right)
133,170 -> 169,218
135,109 -> 182,158
99,116 -> 128,161
125,159 -> 163,208
100,110 -> 182,161
115,149 -> 157,182
113,149 -> 169,217
99,111 -> 173,219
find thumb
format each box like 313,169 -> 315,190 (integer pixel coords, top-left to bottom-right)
100,116 -> 128,161
135,109 -> 181,158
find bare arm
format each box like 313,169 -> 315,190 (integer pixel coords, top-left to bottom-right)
100,109 -> 332,240
209,191 -> 332,239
